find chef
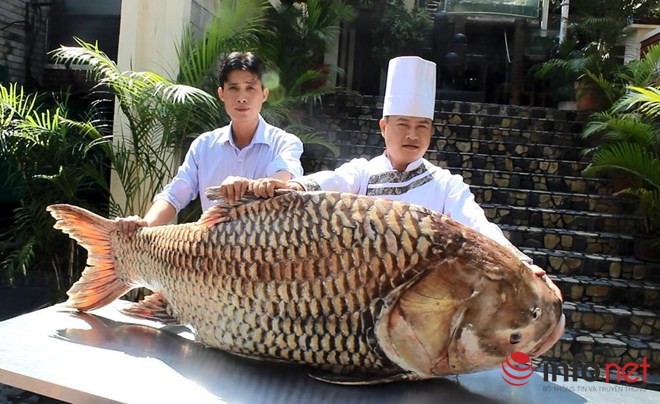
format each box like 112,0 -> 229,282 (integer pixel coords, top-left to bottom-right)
250,56 -> 561,296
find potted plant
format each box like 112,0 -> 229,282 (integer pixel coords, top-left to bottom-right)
535,14 -> 625,111
535,0 -> 660,110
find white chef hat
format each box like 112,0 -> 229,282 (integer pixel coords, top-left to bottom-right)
382,56 -> 436,120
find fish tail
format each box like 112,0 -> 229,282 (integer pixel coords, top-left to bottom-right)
47,204 -> 131,311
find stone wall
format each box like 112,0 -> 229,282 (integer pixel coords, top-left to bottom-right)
190,0 -> 218,38
0,0 -> 50,87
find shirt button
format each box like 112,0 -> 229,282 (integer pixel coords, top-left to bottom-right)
238,159 -> 243,163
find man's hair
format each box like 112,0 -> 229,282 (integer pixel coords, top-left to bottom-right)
217,51 -> 265,87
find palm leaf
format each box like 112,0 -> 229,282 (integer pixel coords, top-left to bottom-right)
0,83 -> 38,127
581,111 -> 659,150
617,86 -> 660,117
582,142 -> 660,189
176,0 -> 270,90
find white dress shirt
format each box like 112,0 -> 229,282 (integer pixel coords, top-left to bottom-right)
155,115 -> 303,212
294,154 -> 532,264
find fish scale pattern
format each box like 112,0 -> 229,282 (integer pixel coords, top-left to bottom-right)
304,94 -> 660,388
111,192 -> 462,374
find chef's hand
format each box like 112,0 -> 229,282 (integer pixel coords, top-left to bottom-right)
527,263 -> 562,302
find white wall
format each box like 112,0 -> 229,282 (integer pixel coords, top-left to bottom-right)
622,24 -> 660,63
110,0 -> 195,214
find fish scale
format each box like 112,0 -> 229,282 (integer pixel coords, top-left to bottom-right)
48,190 -> 565,383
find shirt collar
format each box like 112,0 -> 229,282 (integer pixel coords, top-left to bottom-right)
217,115 -> 268,148
382,152 -> 424,172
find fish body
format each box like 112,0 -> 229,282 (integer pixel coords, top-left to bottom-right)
48,189 -> 564,384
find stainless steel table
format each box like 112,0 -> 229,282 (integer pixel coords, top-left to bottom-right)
0,300 -> 657,403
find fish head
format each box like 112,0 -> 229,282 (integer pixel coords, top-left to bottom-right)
375,257 -> 563,378
446,261 -> 565,374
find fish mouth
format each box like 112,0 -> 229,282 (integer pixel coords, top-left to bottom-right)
529,313 -> 565,357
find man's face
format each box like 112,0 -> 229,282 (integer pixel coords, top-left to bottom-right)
217,70 -> 269,123
380,115 -> 433,171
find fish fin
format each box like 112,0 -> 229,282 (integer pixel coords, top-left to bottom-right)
204,186 -> 262,203
204,186 -> 295,202
197,204 -> 233,229
199,187 -> 297,228
198,187 -> 260,228
47,204 -> 131,311
121,292 -> 180,324
308,371 -> 424,385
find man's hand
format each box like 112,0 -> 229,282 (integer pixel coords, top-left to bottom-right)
526,263 -> 563,302
250,178 -> 303,198
115,215 -> 148,237
219,176 -> 251,203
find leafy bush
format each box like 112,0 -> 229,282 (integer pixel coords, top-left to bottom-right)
370,0 -> 432,66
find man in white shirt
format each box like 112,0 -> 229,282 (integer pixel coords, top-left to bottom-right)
250,56 -> 561,297
116,51 -> 303,234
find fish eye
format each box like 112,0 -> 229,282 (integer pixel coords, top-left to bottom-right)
510,332 -> 522,344
531,308 -> 541,320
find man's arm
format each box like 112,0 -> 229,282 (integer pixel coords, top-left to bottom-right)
114,199 -> 177,236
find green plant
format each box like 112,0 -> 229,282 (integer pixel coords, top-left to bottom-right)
51,39 -> 220,218
370,0 -> 432,67
582,84 -> 660,250
257,0 -> 355,102
0,83 -> 104,290
536,1 -> 660,109
535,18 -> 624,110
176,0 -> 342,151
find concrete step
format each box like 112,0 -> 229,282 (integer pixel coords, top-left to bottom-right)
550,274 -> 660,308
521,247 -> 659,282
309,129 -> 588,161
430,150 -> 589,176
471,185 -> 636,213
320,94 -> 589,133
302,151 -> 611,195
455,168 -> 612,195
309,117 -> 584,147
439,136 -> 588,161
502,224 -> 634,256
483,204 -> 642,234
563,301 -> 659,337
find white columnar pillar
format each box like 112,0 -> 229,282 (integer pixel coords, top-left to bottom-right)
559,0 -> 570,43
111,0 -> 192,216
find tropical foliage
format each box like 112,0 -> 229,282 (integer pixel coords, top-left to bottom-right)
581,45 -> 660,252
0,83 -> 103,289
370,0 -> 432,67
176,0 -> 348,150
50,39 -> 219,218
257,0 -> 355,103
1,0 -> 352,290
536,0 -> 660,109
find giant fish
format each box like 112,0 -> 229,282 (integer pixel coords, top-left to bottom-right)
47,188 -> 564,384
